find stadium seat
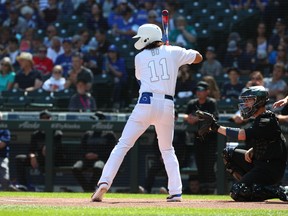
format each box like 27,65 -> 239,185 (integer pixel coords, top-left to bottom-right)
26,88 -> 51,98
4,96 -> 30,110
1,89 -> 26,98
29,95 -> 55,109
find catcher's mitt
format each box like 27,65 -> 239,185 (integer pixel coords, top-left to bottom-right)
195,110 -> 219,136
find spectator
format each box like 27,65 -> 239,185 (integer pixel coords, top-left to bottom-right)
223,40 -> 242,72
254,49 -> 271,76
255,21 -> 268,56
72,130 -> 117,192
65,52 -> 94,91
68,79 -> 97,112
107,0 -> 126,28
33,45 -> 54,77
0,44 -> 7,60
78,29 -> 92,54
43,24 -> 58,48
42,65 -> 66,92
20,5 -> 38,29
274,44 -> 288,70
15,110 -> 63,191
199,46 -> 223,76
0,125 -> 17,191
101,0 -> 116,19
55,38 -> 73,78
13,52 -> 43,92
103,44 -> 128,110
75,0 -> 97,21
238,39 -> 257,74
221,67 -> 245,100
86,3 -> 109,32
71,34 -> 82,53
264,62 -> 287,101
83,46 -> 103,76
19,28 -> 35,53
183,175 -> 203,195
7,37 -> 20,67
184,81 -> 219,194
245,70 -> 264,88
93,29 -> 110,54
163,1 -> 180,31
268,18 -> 287,53
175,64 -> 196,99
146,9 -> 161,28
203,75 -> 221,101
0,57 -> 15,92
170,15 -> 197,49
39,0 -> 59,25
83,29 -> 110,75
111,6 -> 138,40
263,0 -> 288,34
46,36 -> 64,63
58,0 -> 74,22
0,26 -> 12,46
3,7 -> 28,35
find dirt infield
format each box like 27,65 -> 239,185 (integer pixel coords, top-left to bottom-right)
0,197 -> 288,209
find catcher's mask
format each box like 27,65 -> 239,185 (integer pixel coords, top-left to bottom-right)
132,24 -> 162,50
238,86 -> 269,119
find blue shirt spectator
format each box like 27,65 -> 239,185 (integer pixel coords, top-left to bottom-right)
55,38 -> 73,78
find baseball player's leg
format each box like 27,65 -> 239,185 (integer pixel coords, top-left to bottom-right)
96,104 -> 152,184
155,124 -> 182,196
91,117 -> 150,201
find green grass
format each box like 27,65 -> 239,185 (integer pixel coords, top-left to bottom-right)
0,192 -> 287,216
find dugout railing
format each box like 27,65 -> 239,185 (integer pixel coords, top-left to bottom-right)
1,112 -> 252,194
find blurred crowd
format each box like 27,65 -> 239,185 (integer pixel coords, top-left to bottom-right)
0,0 -> 287,112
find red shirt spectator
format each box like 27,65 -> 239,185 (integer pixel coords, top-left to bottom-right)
33,46 -> 53,76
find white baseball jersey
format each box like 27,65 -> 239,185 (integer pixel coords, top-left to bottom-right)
135,45 -> 197,97
97,45 -> 198,196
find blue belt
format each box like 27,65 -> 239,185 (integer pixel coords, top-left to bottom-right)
142,92 -> 174,101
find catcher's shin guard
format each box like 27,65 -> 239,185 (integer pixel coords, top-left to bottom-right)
222,146 -> 243,181
230,183 -> 288,202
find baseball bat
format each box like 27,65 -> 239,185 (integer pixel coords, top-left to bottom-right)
162,9 -> 169,45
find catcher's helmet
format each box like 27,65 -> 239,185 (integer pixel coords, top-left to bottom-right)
133,24 -> 162,50
238,86 -> 269,119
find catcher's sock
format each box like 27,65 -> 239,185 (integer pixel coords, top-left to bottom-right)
166,194 -> 182,202
91,182 -> 108,202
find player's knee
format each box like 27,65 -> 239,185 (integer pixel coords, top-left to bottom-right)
230,183 -> 252,202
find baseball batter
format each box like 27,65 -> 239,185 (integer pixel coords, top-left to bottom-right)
91,23 -> 202,202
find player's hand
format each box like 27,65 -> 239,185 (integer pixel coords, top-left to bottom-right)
272,97 -> 288,109
245,148 -> 253,163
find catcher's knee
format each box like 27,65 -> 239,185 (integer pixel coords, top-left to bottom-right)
222,147 -> 242,181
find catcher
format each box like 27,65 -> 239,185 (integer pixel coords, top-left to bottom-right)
196,86 -> 288,201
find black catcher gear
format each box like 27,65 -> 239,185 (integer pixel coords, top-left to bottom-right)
195,110 -> 220,137
239,86 -> 269,119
